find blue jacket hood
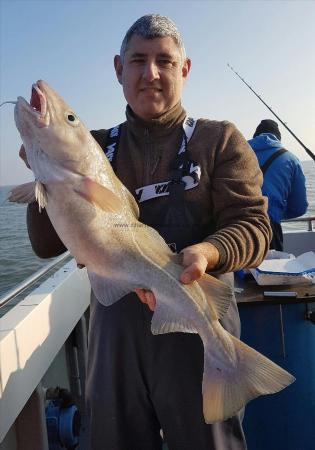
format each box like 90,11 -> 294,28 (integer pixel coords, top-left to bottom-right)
248,133 -> 283,151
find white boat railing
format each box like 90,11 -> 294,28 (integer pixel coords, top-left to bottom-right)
0,259 -> 90,444
0,251 -> 71,309
283,215 -> 315,231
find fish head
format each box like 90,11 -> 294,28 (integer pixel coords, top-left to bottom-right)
15,80 -> 92,173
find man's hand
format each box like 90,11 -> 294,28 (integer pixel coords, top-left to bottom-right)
134,242 -> 220,311
134,288 -> 156,312
19,144 -> 31,169
179,242 -> 220,284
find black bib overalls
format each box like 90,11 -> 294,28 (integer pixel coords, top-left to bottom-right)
86,127 -> 246,450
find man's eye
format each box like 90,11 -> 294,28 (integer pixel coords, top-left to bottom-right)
159,59 -> 173,66
131,59 -> 145,64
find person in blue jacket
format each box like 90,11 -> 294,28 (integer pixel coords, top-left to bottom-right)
248,119 -> 308,251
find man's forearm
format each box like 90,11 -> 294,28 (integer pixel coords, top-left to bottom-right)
27,202 -> 67,258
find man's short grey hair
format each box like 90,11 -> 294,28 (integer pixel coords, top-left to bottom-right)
120,14 -> 186,61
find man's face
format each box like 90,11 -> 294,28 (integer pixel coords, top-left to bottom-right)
114,35 -> 191,120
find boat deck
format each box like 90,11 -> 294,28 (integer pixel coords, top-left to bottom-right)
1,221 -> 315,449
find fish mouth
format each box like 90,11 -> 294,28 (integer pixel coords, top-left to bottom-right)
30,82 -> 46,116
17,81 -> 48,125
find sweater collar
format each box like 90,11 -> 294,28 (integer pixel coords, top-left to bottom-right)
125,102 -> 186,138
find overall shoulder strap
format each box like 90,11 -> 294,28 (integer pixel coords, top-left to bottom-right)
103,124 -> 123,168
260,148 -> 288,174
178,116 -> 198,154
170,117 -> 198,182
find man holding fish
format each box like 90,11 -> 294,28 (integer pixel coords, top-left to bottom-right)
15,14 -> 293,450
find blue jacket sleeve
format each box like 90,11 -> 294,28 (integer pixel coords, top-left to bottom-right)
284,162 -> 308,219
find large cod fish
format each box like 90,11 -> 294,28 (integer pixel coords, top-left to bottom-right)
10,80 -> 294,423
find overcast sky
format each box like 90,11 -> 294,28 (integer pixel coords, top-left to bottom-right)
1,0 -> 314,186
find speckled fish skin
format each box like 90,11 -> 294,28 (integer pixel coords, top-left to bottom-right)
11,80 -> 295,424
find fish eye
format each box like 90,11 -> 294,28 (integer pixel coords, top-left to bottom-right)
65,111 -> 79,126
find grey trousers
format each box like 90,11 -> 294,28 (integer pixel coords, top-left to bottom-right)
86,289 -> 246,450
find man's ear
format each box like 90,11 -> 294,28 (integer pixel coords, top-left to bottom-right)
114,55 -> 123,85
182,58 -> 191,82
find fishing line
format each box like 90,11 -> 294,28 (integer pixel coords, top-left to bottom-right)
227,63 -> 315,163
0,101 -> 17,107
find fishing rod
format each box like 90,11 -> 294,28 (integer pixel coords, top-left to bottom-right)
227,63 -> 315,162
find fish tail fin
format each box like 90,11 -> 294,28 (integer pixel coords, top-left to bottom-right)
202,333 -> 295,423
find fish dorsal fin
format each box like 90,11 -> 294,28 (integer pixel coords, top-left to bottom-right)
74,177 -> 123,213
8,181 -> 36,204
198,273 -> 233,320
151,294 -> 198,335
35,180 -> 48,211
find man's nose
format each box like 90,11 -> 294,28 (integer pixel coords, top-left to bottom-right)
143,62 -> 159,81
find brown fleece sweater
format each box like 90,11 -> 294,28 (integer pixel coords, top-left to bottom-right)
92,103 -> 271,274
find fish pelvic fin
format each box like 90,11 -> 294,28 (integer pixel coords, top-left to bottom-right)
198,273 -> 233,320
74,177 -> 123,213
8,181 -> 36,204
35,180 -> 48,211
202,333 -> 295,423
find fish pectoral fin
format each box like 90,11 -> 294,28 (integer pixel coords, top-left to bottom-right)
198,273 -> 233,320
74,177 -> 123,213
151,300 -> 198,335
8,180 -> 47,212
88,271 -> 136,306
201,333 -> 295,423
122,186 -> 139,219
8,181 -> 36,204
